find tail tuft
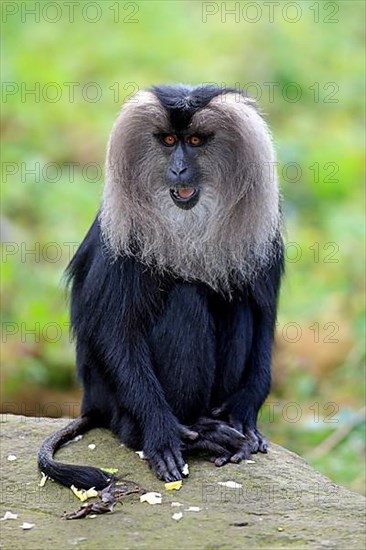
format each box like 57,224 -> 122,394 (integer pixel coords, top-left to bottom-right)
38,416 -> 116,490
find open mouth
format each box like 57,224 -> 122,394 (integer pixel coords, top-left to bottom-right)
170,187 -> 200,210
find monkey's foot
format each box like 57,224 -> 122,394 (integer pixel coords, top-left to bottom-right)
211,405 -> 269,456
184,417 -> 251,466
224,420 -> 269,455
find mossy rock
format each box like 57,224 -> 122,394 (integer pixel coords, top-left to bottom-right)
1,415 -> 365,549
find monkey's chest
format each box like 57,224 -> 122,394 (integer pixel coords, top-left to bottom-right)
147,283 -> 252,423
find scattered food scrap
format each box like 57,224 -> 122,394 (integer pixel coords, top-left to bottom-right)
182,463 -> 189,476
171,502 -> 182,507
7,455 -> 17,461
140,492 -> 162,505
218,481 -> 242,489
0,511 -> 18,521
164,480 -> 182,491
39,472 -> 48,487
172,512 -> 183,521
185,506 -> 201,512
20,522 -> 34,530
100,467 -> 119,474
70,485 -> 98,502
88,444 -> 96,450
135,451 -> 145,459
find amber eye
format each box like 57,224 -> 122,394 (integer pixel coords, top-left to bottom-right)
188,135 -> 203,147
162,134 -> 177,147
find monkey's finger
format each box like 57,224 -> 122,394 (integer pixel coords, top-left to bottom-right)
179,426 -> 199,441
214,453 -> 232,467
149,457 -> 172,482
258,439 -> 269,453
228,417 -> 243,434
186,439 -> 228,456
192,417 -> 223,429
213,423 -> 245,442
149,452 -> 178,482
230,443 -> 251,463
164,452 -> 183,481
255,429 -> 269,453
172,449 -> 187,474
194,421 -> 246,450
243,428 -> 260,453
193,418 -> 244,441
198,430 -> 244,453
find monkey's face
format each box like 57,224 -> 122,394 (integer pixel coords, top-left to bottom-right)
144,105 -> 244,213
155,132 -> 206,211
106,88 -> 251,216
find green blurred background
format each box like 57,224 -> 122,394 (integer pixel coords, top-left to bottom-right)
1,1 -> 365,494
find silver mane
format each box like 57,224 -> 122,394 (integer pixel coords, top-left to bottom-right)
100,89 -> 281,292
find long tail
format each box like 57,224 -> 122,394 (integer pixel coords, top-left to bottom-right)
38,415 -> 115,490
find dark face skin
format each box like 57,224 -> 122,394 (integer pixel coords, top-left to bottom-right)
157,132 -> 209,210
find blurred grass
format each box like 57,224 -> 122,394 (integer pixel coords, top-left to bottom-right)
1,1 -> 365,494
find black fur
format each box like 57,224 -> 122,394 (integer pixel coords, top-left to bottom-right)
38,217 -> 283,489
151,84 -> 242,131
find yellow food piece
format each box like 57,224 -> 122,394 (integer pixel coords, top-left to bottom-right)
164,480 -> 183,491
100,467 -> 119,474
70,485 -> 98,502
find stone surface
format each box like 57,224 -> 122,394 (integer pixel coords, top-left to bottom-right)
1,414 -> 365,549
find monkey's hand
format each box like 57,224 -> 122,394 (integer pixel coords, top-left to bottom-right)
183,417 -> 252,466
212,401 -> 269,461
143,424 -> 198,482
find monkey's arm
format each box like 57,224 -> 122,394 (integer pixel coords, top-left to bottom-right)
68,223 -> 197,481
101,335 -> 198,481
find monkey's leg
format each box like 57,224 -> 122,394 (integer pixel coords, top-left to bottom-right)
211,248 -> 283,463
212,318 -> 273,458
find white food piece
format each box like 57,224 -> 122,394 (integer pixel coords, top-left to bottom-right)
246,460 -> 256,464
135,451 -> 145,459
21,522 -> 35,530
171,502 -> 182,507
39,472 -> 48,487
88,444 -> 96,450
218,481 -> 242,489
182,463 -> 189,476
0,511 -> 18,521
7,455 -> 17,461
172,512 -> 183,521
185,506 -> 201,512
140,492 -> 162,505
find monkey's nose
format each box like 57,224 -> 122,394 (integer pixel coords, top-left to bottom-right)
166,165 -> 190,186
169,166 -> 187,177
